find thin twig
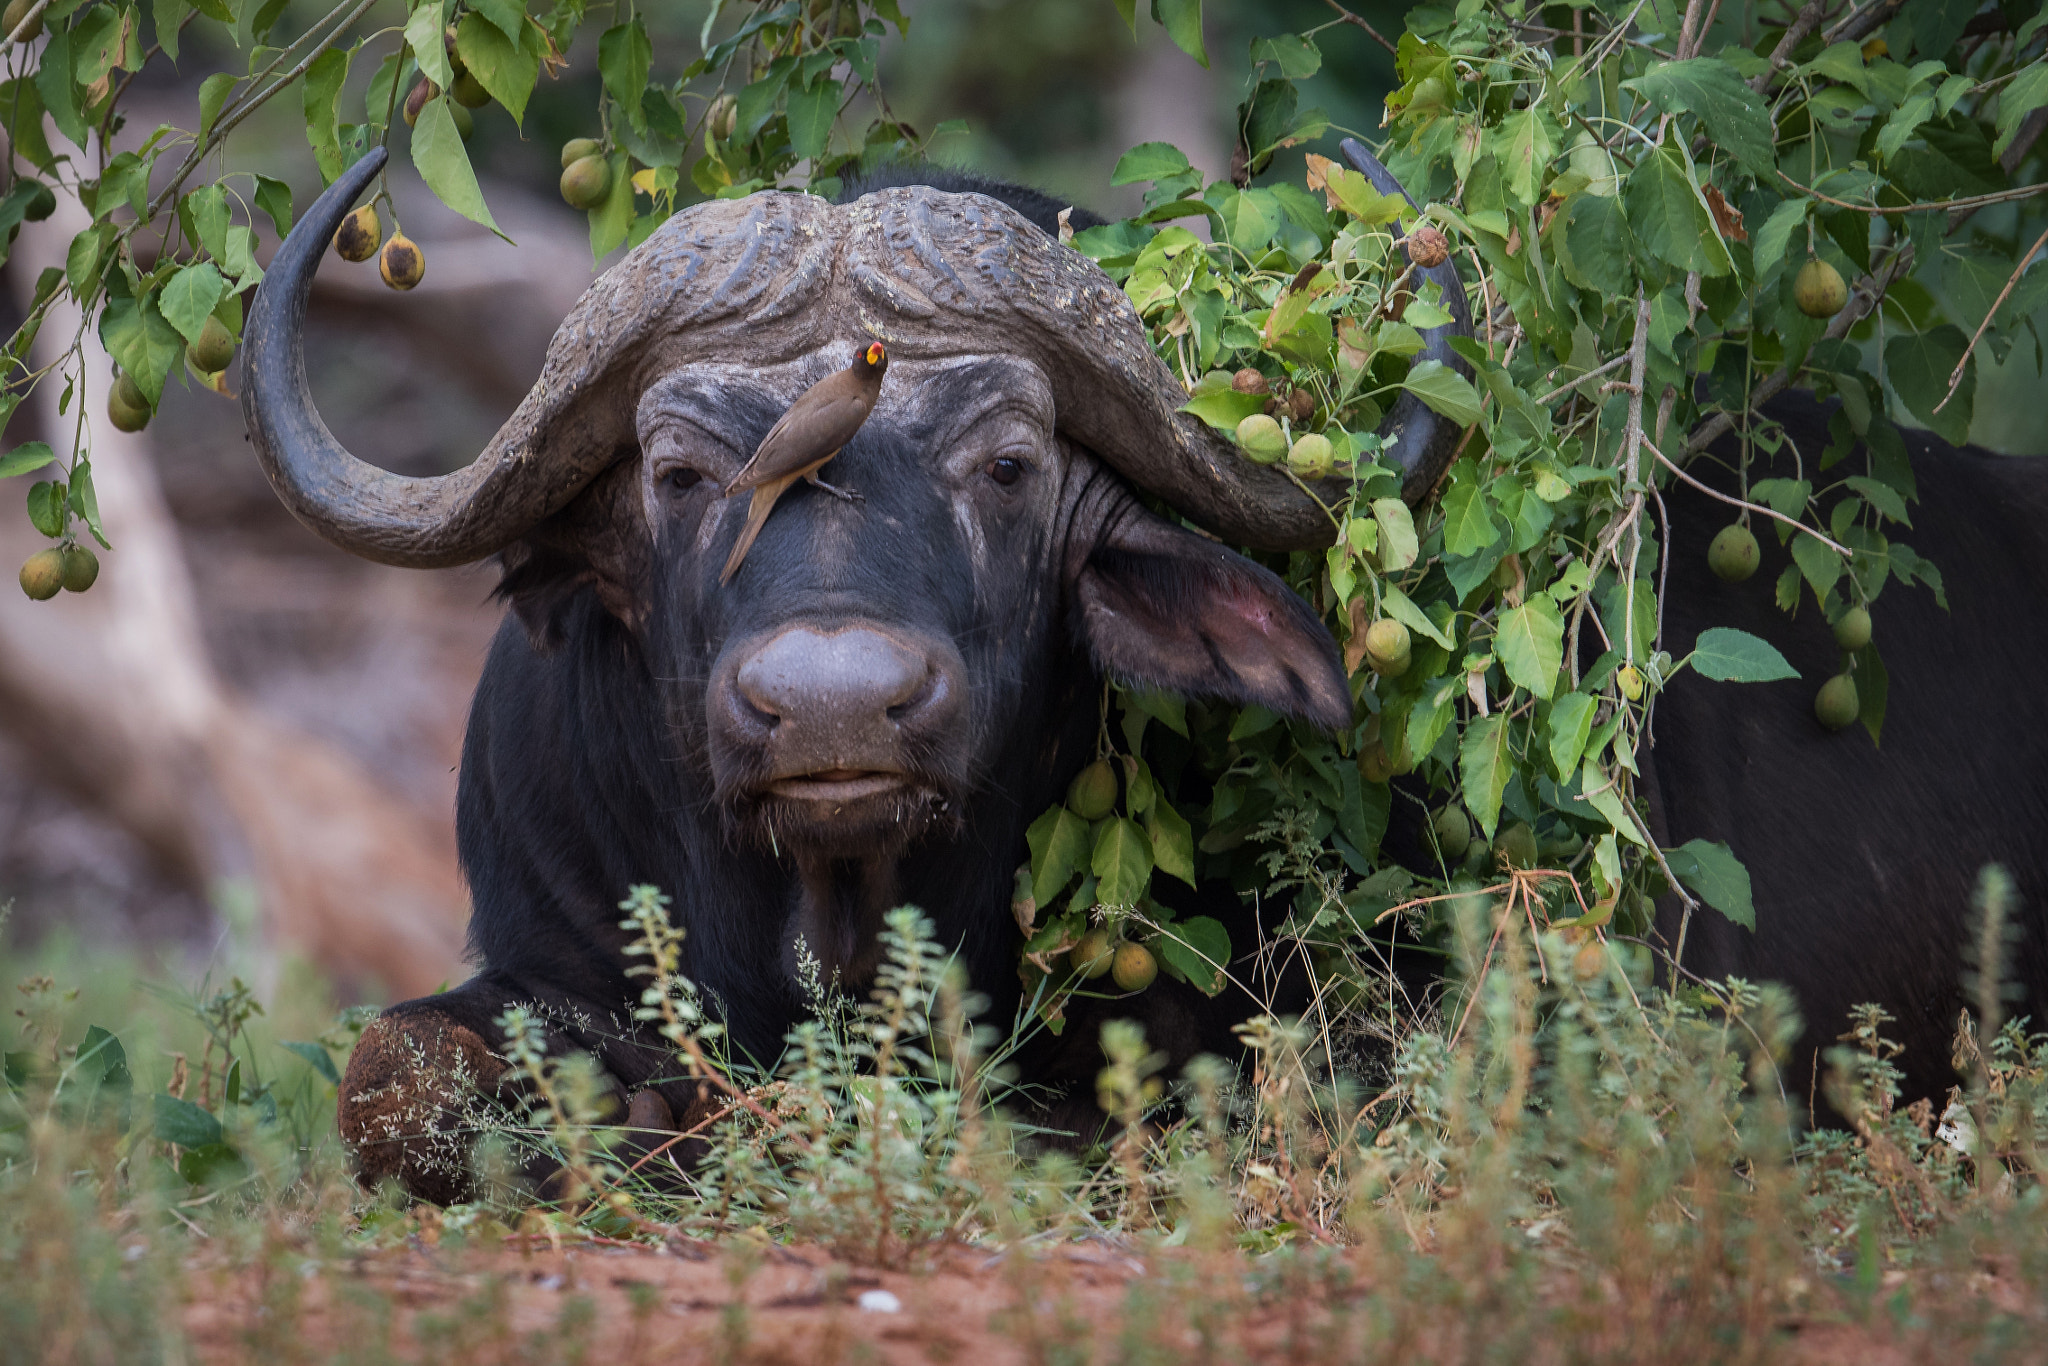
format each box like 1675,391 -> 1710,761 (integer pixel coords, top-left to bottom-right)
1645,437 -> 1853,556
1750,0 -> 1826,94
1319,0 -> 1399,55
1778,169 -> 2048,216
1534,352 -> 1630,405
1934,223 -> 2048,414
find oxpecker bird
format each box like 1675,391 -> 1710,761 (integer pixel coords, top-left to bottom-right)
720,341 -> 888,583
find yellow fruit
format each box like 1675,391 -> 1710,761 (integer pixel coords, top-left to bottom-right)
451,68 -> 491,108
1815,674 -> 1859,730
707,95 -> 737,141
334,204 -> 381,262
1708,523 -> 1760,582
1071,928 -> 1115,979
3,0 -> 42,41
560,137 -> 602,169
379,234 -> 425,291
60,545 -> 98,593
1111,942 -> 1158,992
1066,758 -> 1118,821
108,372 -> 149,432
1364,618 -> 1411,678
1286,432 -> 1333,480
1432,807 -> 1471,859
1617,664 -> 1643,701
1235,413 -> 1286,465
402,79 -> 437,128
560,154 -> 613,210
1494,821 -> 1539,871
190,315 -> 236,374
1794,257 -> 1848,319
1833,606 -> 1871,652
18,548 -> 62,600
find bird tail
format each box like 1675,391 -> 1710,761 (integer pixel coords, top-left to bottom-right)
719,486 -> 778,584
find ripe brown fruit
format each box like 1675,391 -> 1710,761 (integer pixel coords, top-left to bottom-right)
1364,618 -> 1411,678
190,315 -> 236,374
3,0 -> 43,41
379,234 -> 424,291
451,68 -> 491,108
1405,223 -> 1450,268
1494,821 -> 1539,870
1794,257 -> 1848,319
1815,674 -> 1859,730
1833,606 -> 1872,652
1067,758 -> 1118,821
1071,928 -> 1115,979
107,372 -> 149,432
1111,942 -> 1158,992
1287,387 -> 1316,422
333,204 -> 381,262
1432,806 -> 1471,859
60,545 -> 98,593
1231,367 -> 1269,395
18,548 -> 62,600
402,79 -> 438,128
560,154 -> 613,210
560,137 -> 602,169
1708,523 -> 1760,582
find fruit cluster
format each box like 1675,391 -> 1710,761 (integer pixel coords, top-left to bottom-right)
1705,518 -> 1870,732
1055,758 -> 1158,994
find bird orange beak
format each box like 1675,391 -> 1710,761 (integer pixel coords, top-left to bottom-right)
865,342 -> 885,365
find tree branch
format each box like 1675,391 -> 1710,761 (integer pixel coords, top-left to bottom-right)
1935,223 -> 2048,414
1750,1 -> 1827,94
1320,0 -> 1399,55
1779,169 -> 2048,216
1645,437 -> 1854,557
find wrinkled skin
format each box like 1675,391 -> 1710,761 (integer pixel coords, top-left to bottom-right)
340,349 -> 1347,1200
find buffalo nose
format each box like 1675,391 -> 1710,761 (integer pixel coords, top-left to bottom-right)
736,627 -> 932,731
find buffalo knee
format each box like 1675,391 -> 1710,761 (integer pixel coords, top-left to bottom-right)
338,1005 -> 511,1205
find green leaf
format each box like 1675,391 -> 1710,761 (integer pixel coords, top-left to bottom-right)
35,21 -> 85,149
1687,627 -> 1798,682
1625,58 -> 1777,178
1371,497 -> 1418,571
0,442 -> 53,479
1380,582 -> 1454,649
1181,388 -> 1266,431
1494,597 -> 1564,700
598,21 -> 653,135
786,75 -> 841,162
1150,0 -> 1207,68
282,1040 -> 340,1085
1459,714 -> 1512,842
197,71 -> 237,146
252,176 -> 293,240
406,0 -> 453,91
1440,480 -> 1498,558
303,49 -> 353,183
26,479 -> 65,537
1111,141 -> 1191,185
1546,692 -> 1597,778
468,0 -> 524,43
152,1093 -> 222,1148
0,80 -> 55,175
1624,145 -> 1730,276
1995,63 -> 2048,160
1884,325 -> 1973,446
1789,529 -> 1842,602
456,12 -> 542,127
1027,805 -> 1090,905
1153,916 -> 1230,995
1501,107 -> 1558,207
1092,817 -> 1154,905
411,96 -> 505,238
152,0 -> 191,60
67,461 -> 107,548
64,224 -> 111,300
184,183 -> 231,262
1113,0 -> 1137,32
1580,759 -> 1644,844
1663,839 -> 1755,930
158,262 -> 226,346
1749,197 -> 1806,277
588,151 -> 633,262
99,287 -> 185,406
1400,359 -> 1483,427
1145,800 -> 1195,887
1250,33 -> 1319,79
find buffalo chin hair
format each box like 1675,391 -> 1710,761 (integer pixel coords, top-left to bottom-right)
724,786 -> 961,858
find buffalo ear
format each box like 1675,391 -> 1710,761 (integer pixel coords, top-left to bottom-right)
496,456 -> 651,648
1071,505 -> 1352,731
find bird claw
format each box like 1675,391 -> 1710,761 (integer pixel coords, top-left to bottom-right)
814,479 -> 864,505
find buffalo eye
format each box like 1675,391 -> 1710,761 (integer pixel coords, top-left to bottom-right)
667,467 -> 703,492
986,456 -> 1024,487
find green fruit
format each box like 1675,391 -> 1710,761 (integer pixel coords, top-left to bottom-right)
1110,942 -> 1158,993
1617,664 -> 1644,701
1066,758 -> 1117,821
560,137 -> 602,169
707,95 -> 737,141
4,0 -> 43,42
1364,618 -> 1411,678
1432,807 -> 1471,860
333,204 -> 381,262
1235,413 -> 1286,465
190,315 -> 236,374
108,372 -> 149,433
18,549 -> 62,600
451,68 -> 491,108
560,154 -> 612,210
60,545 -> 98,593
450,102 -> 474,140
1833,606 -> 1872,652
1286,433 -> 1333,480
1815,674 -> 1859,730
379,234 -> 425,291
1356,740 -> 1396,785
1708,523 -> 1760,582
1493,821 -> 1539,871
1794,257 -> 1848,319
1071,928 -> 1115,979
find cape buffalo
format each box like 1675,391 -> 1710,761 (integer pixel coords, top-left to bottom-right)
246,145 -> 1470,1202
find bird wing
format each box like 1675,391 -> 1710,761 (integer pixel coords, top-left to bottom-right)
723,389 -> 875,495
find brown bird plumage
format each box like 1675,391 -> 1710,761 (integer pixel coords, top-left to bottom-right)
719,340 -> 888,583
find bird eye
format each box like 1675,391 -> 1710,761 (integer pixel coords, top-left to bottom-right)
986,457 -> 1024,487
668,467 -> 703,492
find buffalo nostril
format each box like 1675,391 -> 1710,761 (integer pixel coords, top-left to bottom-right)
735,627 -> 930,731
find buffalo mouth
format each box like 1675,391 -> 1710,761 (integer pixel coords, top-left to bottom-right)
768,768 -> 911,804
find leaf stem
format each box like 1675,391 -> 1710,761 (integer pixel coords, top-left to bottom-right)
1644,436 -> 1853,556
1933,222 -> 2048,414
